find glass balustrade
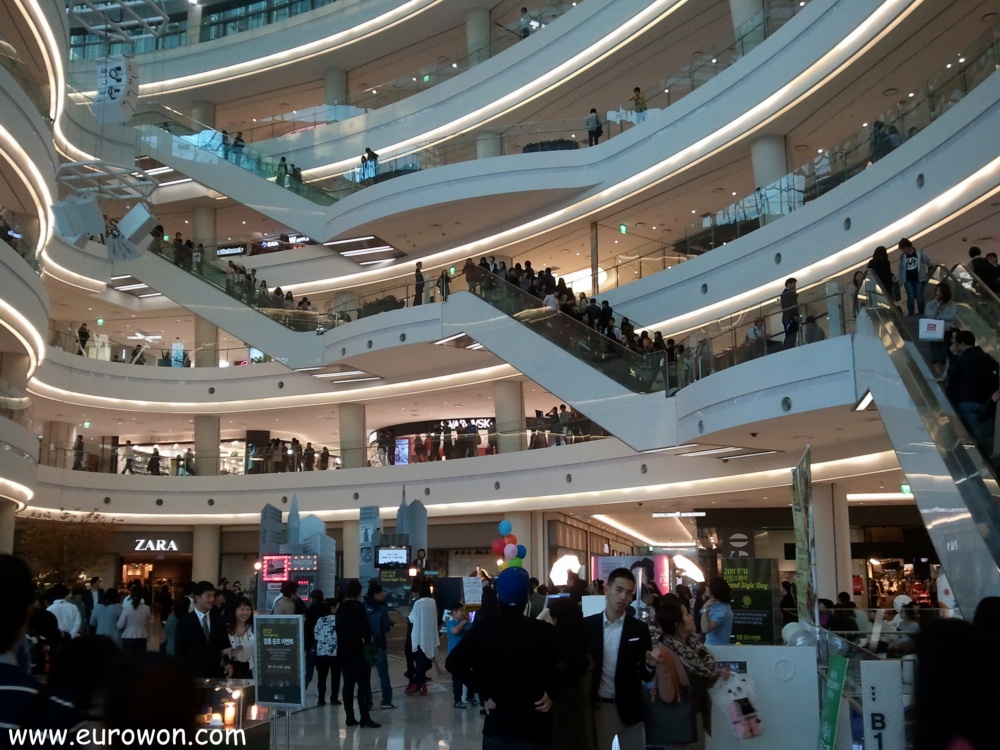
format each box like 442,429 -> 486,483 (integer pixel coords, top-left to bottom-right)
0,220 -> 41,274
0,378 -> 32,430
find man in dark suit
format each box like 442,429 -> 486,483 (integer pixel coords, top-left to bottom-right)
585,567 -> 655,750
83,576 -> 102,626
175,581 -> 232,678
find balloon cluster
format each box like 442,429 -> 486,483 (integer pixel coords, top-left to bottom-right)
490,519 -> 527,571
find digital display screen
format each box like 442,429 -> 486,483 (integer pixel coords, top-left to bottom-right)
377,548 -> 408,565
261,554 -> 291,582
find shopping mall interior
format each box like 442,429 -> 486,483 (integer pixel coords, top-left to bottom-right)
2,0 -> 1000,746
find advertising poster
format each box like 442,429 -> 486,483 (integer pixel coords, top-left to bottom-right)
592,556 -> 671,594
255,615 -> 305,708
818,654 -> 848,750
791,445 -> 818,625
722,558 -> 780,644
379,568 -> 410,612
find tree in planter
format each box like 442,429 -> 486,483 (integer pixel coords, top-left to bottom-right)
360,294 -> 402,318
16,510 -> 121,584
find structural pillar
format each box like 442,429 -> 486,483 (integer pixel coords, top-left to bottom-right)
750,135 -> 789,221
0,499 -> 16,554
590,221 -> 600,296
192,524 -> 221,583
813,483 -> 853,600
826,281 -> 844,337
194,415 -> 220,476
476,132 -> 502,159
342,520 -> 360,578
40,421 -> 73,469
503,511 -> 541,579
339,403 -> 366,469
466,8 -> 491,65
324,68 -> 348,106
729,0 -> 765,52
194,316 -> 218,368
0,353 -> 29,389
192,204 -> 216,248
186,3 -> 203,46
493,381 -> 525,453
190,100 -> 214,128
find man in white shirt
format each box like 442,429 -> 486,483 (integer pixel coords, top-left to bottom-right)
584,569 -> 655,750
121,441 -> 135,474
47,585 -> 81,639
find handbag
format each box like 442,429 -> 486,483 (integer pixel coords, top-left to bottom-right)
363,643 -> 379,666
918,318 -> 945,341
642,649 -> 696,746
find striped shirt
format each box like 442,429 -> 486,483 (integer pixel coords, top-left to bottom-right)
0,658 -> 82,746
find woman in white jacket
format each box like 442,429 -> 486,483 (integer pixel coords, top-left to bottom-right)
406,582 -> 439,696
116,586 -> 151,657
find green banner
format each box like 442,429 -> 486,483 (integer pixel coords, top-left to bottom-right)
722,558 -> 780,644
791,445 -> 818,625
255,615 -> 305,707
818,654 -> 849,750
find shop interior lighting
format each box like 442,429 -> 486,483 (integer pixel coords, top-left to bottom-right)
720,450 -> 779,460
846,492 -> 914,501
651,511 -> 706,518
679,446 -> 742,457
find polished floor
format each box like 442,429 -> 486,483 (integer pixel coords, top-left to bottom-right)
288,650 -> 485,749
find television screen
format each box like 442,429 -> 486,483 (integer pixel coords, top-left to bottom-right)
378,548 -> 408,565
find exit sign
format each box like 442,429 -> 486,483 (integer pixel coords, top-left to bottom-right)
618,224 -> 627,234
900,484 -> 911,495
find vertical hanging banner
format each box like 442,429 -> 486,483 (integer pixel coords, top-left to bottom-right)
791,444 -> 818,625
861,661 -> 905,750
94,56 -> 138,125
818,654 -> 848,750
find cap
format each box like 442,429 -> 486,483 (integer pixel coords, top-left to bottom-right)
496,567 -> 530,607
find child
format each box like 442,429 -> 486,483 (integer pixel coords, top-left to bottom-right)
447,603 -> 476,708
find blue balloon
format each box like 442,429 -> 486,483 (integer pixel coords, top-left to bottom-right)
516,544 -> 527,559
498,520 -> 512,536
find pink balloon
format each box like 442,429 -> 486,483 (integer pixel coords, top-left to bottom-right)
504,543 -> 518,561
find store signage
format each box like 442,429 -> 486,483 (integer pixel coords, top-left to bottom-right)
436,417 -> 495,430
260,240 -> 281,249
133,538 -> 179,552
216,244 -> 246,257
287,234 -> 311,244
722,558 -> 780,644
255,615 -> 305,707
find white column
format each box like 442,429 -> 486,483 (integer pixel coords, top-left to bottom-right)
750,135 -> 788,189
342,520 -> 360,578
466,8 -> 491,64
41,421 -> 73,468
813,483 -> 853,600
192,525 -> 221,583
193,204 -> 215,248
191,100 -> 214,127
324,68 -> 348,106
826,281 -> 844,338
187,3 -> 203,45
530,510 -> 545,581
729,0 -> 765,51
494,381 -> 525,453
476,132 -> 502,159
0,499 -> 15,554
194,316 -> 218,368
590,221 -> 600,296
194,415 -> 220,476
340,403 -> 366,469
0,353 -> 29,389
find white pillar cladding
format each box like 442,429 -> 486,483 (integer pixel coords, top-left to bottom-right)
340,403 -> 366,469
813,483 -> 853,600
0,499 -> 15,553
342,520 -> 360,578
193,316 -> 218,368
191,100 -> 214,127
192,524 -> 221,583
324,68 -> 348,105
476,132 -> 502,159
750,134 -> 789,222
466,8 -> 491,65
729,0 -> 766,51
494,380 -> 525,453
194,415 -> 220,476
187,4 -> 203,46
0,353 -> 29,389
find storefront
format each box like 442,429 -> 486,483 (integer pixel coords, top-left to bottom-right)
115,531 -> 193,592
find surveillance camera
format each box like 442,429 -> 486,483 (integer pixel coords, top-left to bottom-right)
637,502 -> 643,507
750,432 -> 758,438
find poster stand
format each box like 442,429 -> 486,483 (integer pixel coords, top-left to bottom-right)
269,710 -> 290,750
255,615 -> 305,750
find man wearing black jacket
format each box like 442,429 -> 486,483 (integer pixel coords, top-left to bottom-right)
335,581 -> 379,728
585,567 -> 655,750
947,330 -> 1000,452
175,581 -> 232,678
446,567 -> 587,750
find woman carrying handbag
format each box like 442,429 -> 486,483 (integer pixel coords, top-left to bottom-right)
647,600 -> 729,748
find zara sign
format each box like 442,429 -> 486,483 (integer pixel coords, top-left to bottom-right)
134,538 -> 180,552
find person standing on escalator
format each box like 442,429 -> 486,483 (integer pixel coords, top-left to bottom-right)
947,330 -> 999,456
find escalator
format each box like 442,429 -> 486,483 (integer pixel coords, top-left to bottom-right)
854,271 -> 1000,614
120,241 -> 328,368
